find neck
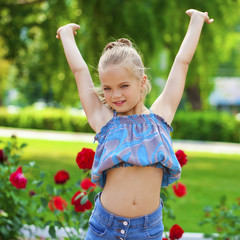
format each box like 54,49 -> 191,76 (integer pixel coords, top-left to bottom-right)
116,104 -> 149,116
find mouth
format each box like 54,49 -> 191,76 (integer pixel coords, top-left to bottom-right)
113,100 -> 126,106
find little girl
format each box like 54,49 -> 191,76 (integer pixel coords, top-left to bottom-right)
57,9 -> 213,240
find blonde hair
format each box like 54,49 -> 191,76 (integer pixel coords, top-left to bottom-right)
97,38 -> 151,103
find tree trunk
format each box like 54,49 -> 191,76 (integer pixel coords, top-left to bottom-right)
185,86 -> 202,110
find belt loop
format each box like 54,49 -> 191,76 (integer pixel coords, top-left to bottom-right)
94,192 -> 101,202
144,215 -> 148,228
160,198 -> 164,208
107,214 -> 114,227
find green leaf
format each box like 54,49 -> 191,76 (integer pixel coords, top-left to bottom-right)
88,191 -> 95,204
40,171 -> 45,179
46,184 -> 54,195
49,225 -> 56,239
81,195 -> 88,205
44,220 -> 52,227
20,143 -> 27,149
63,212 -> 70,223
37,180 -> 44,188
29,161 -> 36,167
54,221 -> 62,228
40,197 -> 48,208
204,206 -> 213,213
74,192 -> 85,201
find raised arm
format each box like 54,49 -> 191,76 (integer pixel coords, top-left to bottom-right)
151,9 -> 214,125
56,24 -> 109,132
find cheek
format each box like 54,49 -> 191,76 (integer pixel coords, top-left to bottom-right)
103,92 -> 111,101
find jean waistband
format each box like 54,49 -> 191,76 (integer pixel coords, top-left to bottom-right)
93,192 -> 164,228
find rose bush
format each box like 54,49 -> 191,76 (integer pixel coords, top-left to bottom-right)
0,137 -> 100,240
200,196 -> 240,239
161,150 -> 188,239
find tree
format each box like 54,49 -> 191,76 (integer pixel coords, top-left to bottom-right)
0,0 -> 239,109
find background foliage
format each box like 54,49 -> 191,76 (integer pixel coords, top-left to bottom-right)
0,107 -> 239,143
0,0 -> 240,109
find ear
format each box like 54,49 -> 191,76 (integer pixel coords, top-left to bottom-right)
141,75 -> 147,88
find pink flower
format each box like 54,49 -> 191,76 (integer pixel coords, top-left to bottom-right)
54,170 -> 70,184
80,178 -> 96,191
172,182 -> 187,197
9,166 -> 27,189
175,150 -> 188,167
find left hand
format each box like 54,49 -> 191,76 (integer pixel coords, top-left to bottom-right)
186,9 -> 214,24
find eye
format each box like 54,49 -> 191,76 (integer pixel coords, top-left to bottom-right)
121,85 -> 129,88
103,87 -> 111,91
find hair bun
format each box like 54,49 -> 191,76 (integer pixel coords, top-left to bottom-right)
116,38 -> 132,47
104,38 -> 132,51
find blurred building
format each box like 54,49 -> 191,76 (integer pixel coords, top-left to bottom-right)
209,77 -> 240,113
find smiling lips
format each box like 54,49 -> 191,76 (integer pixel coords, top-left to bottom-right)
113,100 -> 126,106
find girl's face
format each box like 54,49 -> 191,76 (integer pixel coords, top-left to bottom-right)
99,66 -> 145,115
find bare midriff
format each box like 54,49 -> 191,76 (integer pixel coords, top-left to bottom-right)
100,166 -> 163,218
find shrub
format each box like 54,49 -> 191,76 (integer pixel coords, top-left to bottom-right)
0,107 -> 239,142
0,107 -> 94,133
200,196 -> 240,239
172,111 -> 239,143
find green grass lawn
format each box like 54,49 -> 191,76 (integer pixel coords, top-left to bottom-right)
1,136 -> 239,233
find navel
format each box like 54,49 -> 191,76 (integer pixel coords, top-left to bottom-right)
132,198 -> 136,206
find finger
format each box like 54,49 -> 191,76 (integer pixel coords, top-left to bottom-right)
185,10 -> 191,16
207,18 -> 214,24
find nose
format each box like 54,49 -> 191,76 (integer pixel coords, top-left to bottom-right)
112,89 -> 121,99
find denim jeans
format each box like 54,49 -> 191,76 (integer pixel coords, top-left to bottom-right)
84,193 -> 164,240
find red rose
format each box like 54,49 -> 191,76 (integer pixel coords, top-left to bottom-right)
162,238 -> 168,240
76,148 -> 95,170
71,191 -> 92,212
172,182 -> 187,197
169,224 -> 184,239
80,178 -> 96,191
29,190 -> 36,197
48,196 -> 68,211
0,149 -> 7,163
175,150 -> 187,167
9,166 -> 27,189
54,170 -> 70,184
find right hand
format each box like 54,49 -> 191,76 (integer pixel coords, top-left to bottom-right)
56,23 -> 80,39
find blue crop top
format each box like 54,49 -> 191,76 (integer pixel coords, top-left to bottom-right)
91,111 -> 181,188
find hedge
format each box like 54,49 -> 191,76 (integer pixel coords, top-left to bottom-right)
0,107 -> 239,143
172,111 -> 240,143
0,107 -> 94,133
